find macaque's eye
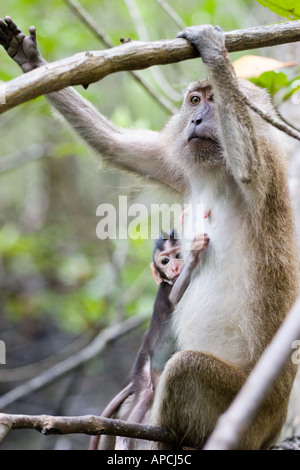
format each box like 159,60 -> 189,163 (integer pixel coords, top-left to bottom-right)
161,257 -> 169,265
209,93 -> 214,102
190,95 -> 201,106
175,252 -> 182,259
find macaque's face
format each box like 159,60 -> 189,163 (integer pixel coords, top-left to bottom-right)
154,240 -> 184,283
178,80 -> 224,165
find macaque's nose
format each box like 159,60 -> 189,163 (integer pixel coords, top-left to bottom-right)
171,260 -> 180,274
187,106 -> 209,142
191,116 -> 202,126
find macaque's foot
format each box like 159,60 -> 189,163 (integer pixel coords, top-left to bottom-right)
0,16 -> 45,72
177,25 -> 225,65
115,437 -> 131,450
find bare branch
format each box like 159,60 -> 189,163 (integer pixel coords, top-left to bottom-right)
0,415 -> 11,444
0,316 -> 146,410
0,412 -> 174,447
64,0 -> 176,114
1,21 -> 300,114
204,296 -> 300,450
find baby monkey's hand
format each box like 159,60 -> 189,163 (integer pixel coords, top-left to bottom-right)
189,233 -> 210,266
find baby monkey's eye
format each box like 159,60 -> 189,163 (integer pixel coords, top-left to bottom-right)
190,95 -> 201,106
175,252 -> 182,259
161,258 -> 169,265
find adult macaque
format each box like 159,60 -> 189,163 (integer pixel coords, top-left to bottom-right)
0,18 -> 299,449
90,230 -> 209,450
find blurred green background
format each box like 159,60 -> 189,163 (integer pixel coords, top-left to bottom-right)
0,0 -> 299,450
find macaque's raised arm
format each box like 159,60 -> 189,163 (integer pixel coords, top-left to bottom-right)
47,87 -> 181,188
178,26 -> 267,201
0,17 -> 185,191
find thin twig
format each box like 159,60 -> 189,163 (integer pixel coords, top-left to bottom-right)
0,412 -> 174,446
124,0 -> 181,101
0,323 -> 101,382
64,0 -> 111,48
243,94 -> 300,142
154,0 -> 186,30
0,143 -> 53,174
204,296 -> 300,450
0,316 -> 146,410
275,105 -> 300,134
1,20 -> 300,114
64,0 -> 176,114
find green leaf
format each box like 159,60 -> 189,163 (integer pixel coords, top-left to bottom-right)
250,71 -> 289,94
256,0 -> 300,20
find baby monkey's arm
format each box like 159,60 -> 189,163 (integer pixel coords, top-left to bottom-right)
169,233 -> 209,305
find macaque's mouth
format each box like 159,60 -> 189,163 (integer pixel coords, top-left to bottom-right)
187,135 -> 217,144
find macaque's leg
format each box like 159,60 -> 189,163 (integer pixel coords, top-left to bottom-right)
115,387 -> 155,450
89,382 -> 133,450
152,351 -> 285,450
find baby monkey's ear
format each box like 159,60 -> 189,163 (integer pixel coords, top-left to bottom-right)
150,262 -> 163,286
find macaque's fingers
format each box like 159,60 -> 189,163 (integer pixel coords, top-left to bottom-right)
0,17 -> 13,49
29,26 -> 37,41
115,438 -> 131,450
214,25 -> 224,34
177,25 -> 225,65
190,235 -> 210,265
0,18 -> 9,36
4,16 -> 22,35
0,17 -> 44,72
177,24 -> 224,44
190,233 -> 210,251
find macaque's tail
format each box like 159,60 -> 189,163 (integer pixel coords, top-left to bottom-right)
89,381 -> 133,450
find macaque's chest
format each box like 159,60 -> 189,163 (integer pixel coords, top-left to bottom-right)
173,184 -> 253,368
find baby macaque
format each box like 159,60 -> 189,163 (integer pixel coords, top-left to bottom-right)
90,229 -> 209,450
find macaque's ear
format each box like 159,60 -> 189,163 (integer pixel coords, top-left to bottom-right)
150,262 -> 162,286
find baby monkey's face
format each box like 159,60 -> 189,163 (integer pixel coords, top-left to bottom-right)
154,239 -> 184,283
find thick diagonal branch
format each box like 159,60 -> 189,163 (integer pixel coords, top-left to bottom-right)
204,296 -> 300,450
0,413 -> 175,446
1,20 -> 300,114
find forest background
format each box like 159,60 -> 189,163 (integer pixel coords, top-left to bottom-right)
1,0 -> 300,449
